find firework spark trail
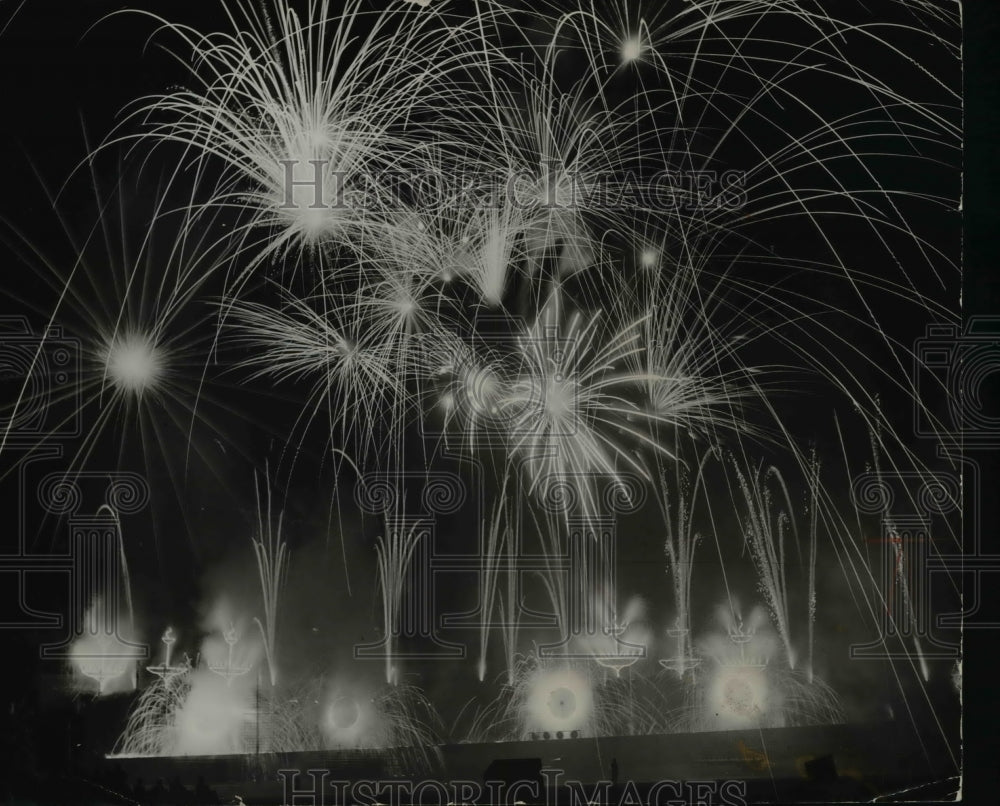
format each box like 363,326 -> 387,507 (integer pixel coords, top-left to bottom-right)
548,0 -> 960,237
624,239 -> 764,669
448,71 -> 659,297
371,518 -> 426,686
225,222 -> 465,476
805,448 -> 819,685
703,276 -> 964,720
255,682 -> 323,752
376,682 -> 445,773
434,7 -> 671,294
250,470 -> 289,688
493,260 -> 768,645
465,455 -> 527,687
730,460 -> 798,670
476,492 -> 517,684
617,241 -> 769,457
499,524 -> 522,687
424,333 -> 526,463
868,423 -> 915,656
657,459 -> 705,679
849,417 -> 951,716
788,415 -> 960,770
228,291 -> 416,469
565,0 -> 960,228
374,186 -> 531,310
492,290 -> 662,641
593,669 -> 684,736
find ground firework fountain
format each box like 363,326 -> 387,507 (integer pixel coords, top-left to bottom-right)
71,623 -> 137,696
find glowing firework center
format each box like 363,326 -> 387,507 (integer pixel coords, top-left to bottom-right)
707,666 -> 770,728
321,689 -> 378,747
524,669 -> 594,737
100,331 -> 166,398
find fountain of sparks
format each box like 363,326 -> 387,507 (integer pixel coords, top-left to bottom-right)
112,630 -> 193,758
691,604 -> 845,732
732,461 -> 797,669
171,670 -> 255,756
251,471 -> 289,688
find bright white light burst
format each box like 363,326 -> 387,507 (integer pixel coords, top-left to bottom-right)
620,35 -> 644,64
102,331 -> 166,397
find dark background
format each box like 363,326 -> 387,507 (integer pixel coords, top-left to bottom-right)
958,3 -> 1000,803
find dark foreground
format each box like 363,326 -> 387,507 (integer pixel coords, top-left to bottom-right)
3,722 -> 959,805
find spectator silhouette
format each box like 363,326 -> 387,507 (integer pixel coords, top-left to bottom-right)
195,776 -> 219,805
150,777 -> 168,804
110,763 -> 129,797
610,758 -> 619,786
170,775 -> 192,805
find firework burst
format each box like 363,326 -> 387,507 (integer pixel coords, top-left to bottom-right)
108,0 -> 507,290
0,159 -> 257,552
503,288 -> 672,523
